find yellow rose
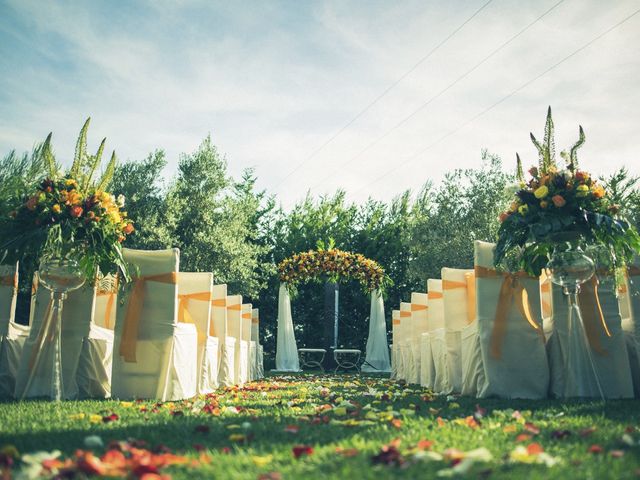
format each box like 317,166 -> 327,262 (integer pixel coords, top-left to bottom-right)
52,204 -> 61,214
534,185 -> 549,199
576,184 -> 589,197
540,201 -> 548,209
518,205 -> 529,215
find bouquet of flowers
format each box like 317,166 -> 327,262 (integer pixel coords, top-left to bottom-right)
278,240 -> 390,293
0,119 -> 134,282
495,108 -> 640,275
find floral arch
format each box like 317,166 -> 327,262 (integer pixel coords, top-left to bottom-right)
275,248 -> 391,373
277,248 -> 389,293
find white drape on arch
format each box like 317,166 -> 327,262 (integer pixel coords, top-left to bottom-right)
362,289 -> 391,372
275,284 -> 300,371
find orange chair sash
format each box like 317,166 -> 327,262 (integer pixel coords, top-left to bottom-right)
211,298 -> 226,307
428,291 -> 443,300
411,303 -> 428,311
577,276 -> 612,356
226,303 -> 241,311
400,311 -> 411,318
120,272 -> 177,362
442,279 -> 466,290
178,291 -> 212,346
465,271 -> 476,324
0,274 -> 18,290
475,266 -> 543,359
96,289 -> 116,329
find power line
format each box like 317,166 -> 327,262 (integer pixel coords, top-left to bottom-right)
271,0 -> 494,189
352,6 -> 640,198
311,0 -> 566,192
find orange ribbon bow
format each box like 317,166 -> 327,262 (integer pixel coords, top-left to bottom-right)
475,266 -> 543,359
120,272 -> 177,362
577,275 -> 612,356
178,291 -> 212,345
442,275 -> 477,324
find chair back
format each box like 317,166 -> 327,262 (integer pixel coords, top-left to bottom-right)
211,284 -> 227,338
392,309 -> 400,344
226,295 -> 243,340
399,302 -> 411,343
94,274 -> 118,330
410,292 -> 428,339
177,272 -> 213,345
442,268 -> 474,331
242,304 -> 252,342
474,240 -> 548,398
0,263 -> 18,336
251,309 -> 259,342
427,279 -> 444,330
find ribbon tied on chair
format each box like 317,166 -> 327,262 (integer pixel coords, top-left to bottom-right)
178,291 -> 212,345
443,275 -> 477,324
474,266 -> 543,359
120,272 -> 177,362
577,275 -> 612,356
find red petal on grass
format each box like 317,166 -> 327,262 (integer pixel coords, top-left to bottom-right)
526,443 -> 544,455
284,425 -> 299,434
258,473 -> 282,480
580,427 -> 596,437
524,422 -> 540,435
588,444 -> 603,454
76,452 -> 107,476
465,416 -> 480,429
371,444 -> 404,467
292,445 -> 313,459
102,413 -> 119,423
610,450 -> 625,458
550,430 -> 571,440
335,447 -> 359,457
516,434 -> 532,443
416,440 -> 433,451
390,418 -> 402,429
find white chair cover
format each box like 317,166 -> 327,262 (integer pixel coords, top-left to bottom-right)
420,332 -> 432,388
16,275 -> 93,399
475,240 -> 549,399
627,261 -> 640,397
178,272 -> 218,394
227,295 -> 246,385
399,302 -> 413,382
362,290 -> 391,372
459,270 -> 484,396
76,322 -> 113,398
442,268 -> 474,394
0,263 -> 28,398
547,272 -> 633,399
250,308 -> 260,380
111,248 -> 197,401
242,303 -> 253,383
390,309 -> 400,379
76,275 -> 116,399
275,284 -> 300,371
212,284 -> 234,386
428,280 -> 448,394
408,293 -> 428,383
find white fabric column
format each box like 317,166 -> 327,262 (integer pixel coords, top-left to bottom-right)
362,289 -> 391,372
275,283 -> 300,371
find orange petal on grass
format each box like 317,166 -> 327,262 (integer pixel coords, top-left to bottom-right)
526,443 -> 544,455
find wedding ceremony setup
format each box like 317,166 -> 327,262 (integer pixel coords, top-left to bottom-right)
2,0 -> 640,479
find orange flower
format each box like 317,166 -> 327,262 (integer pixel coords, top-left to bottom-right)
592,184 -> 605,199
552,195 -> 566,208
70,205 -> 84,218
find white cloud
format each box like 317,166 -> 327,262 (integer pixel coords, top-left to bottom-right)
0,0 -> 638,209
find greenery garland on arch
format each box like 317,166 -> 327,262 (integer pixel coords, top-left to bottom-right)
277,246 -> 391,293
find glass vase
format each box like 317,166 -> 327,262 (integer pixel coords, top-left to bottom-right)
547,241 -> 605,400
20,254 -> 85,401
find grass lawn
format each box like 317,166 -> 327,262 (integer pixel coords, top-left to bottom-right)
1,373 -> 640,479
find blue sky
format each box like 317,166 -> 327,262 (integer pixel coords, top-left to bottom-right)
1,0 -> 639,208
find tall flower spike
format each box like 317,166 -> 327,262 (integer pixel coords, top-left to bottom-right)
568,125 -> 585,172
516,153 -> 524,183
529,106 -> 557,173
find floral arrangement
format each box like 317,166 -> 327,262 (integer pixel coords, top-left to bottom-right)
495,108 -> 640,275
278,242 -> 390,292
0,119 -> 134,282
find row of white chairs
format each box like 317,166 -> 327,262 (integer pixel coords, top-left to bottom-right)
391,240 -> 640,399
0,248 -> 264,401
